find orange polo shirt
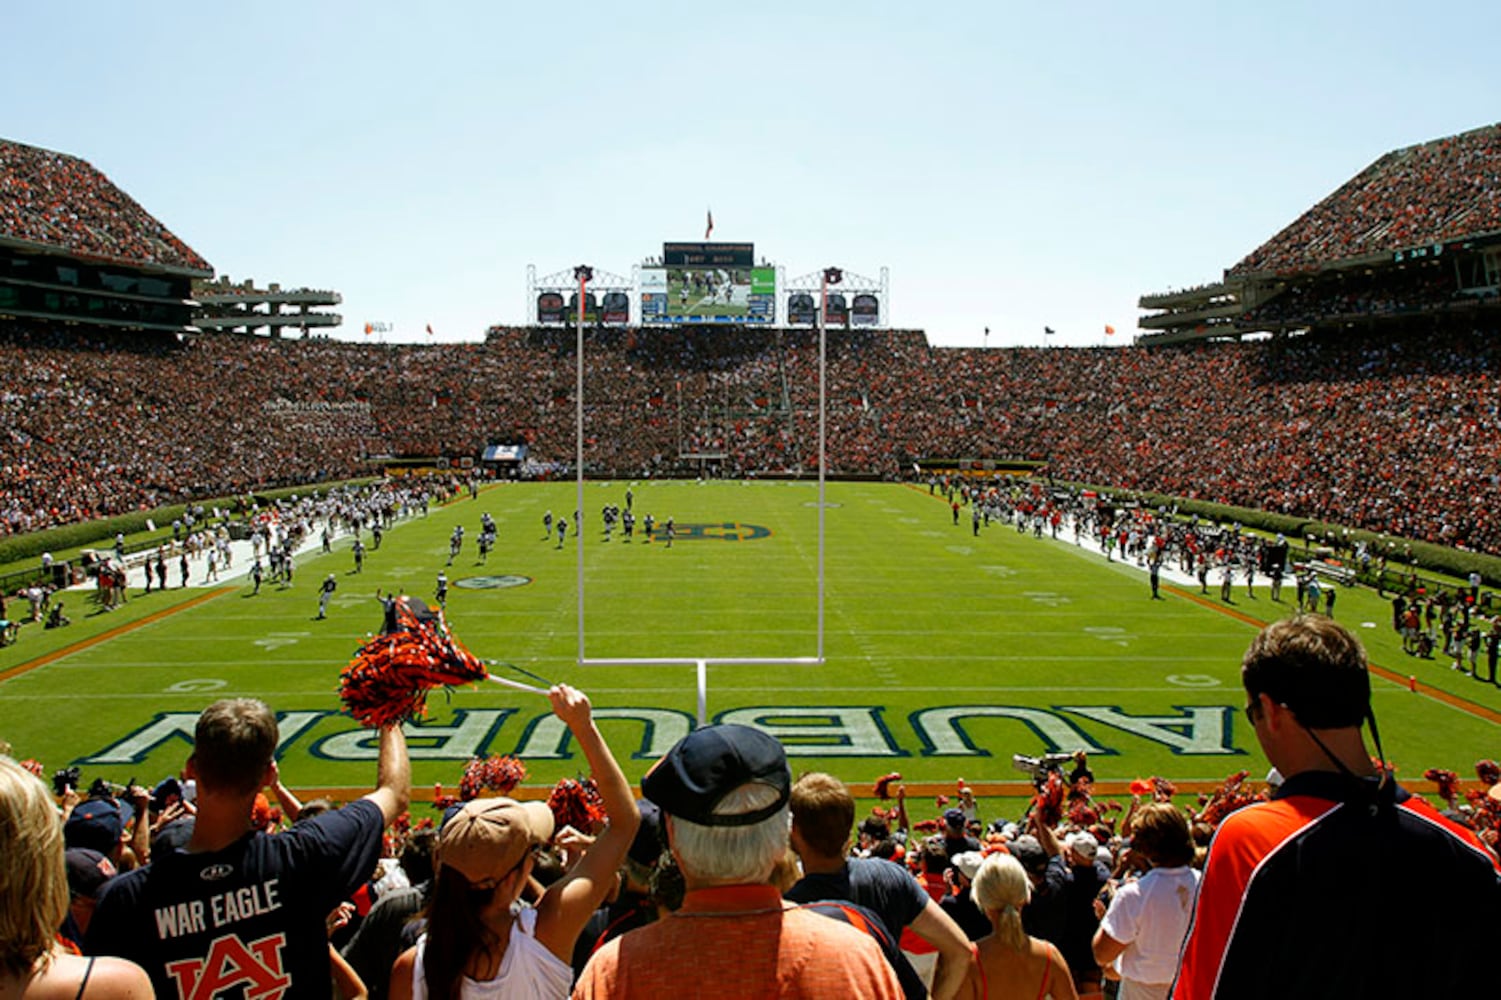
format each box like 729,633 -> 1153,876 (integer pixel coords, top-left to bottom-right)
573,883 -> 903,999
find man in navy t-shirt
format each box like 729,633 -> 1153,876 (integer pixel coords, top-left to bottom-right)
87,698 -> 410,998
786,772 -> 974,1000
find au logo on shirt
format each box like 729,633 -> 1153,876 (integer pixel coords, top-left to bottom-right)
166,931 -> 290,1000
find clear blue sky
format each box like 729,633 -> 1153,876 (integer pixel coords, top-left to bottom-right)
5,2 -> 1497,347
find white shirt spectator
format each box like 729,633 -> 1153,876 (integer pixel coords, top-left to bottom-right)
1098,865 -> 1201,995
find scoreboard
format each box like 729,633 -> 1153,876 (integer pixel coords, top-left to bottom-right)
641,242 -> 776,324
531,242 -> 882,327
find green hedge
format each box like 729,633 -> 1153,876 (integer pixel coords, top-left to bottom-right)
0,478 -> 376,570
1062,483 -> 1501,589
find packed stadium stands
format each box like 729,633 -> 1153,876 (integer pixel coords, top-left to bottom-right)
5,123 -> 1501,558
1230,122 -> 1501,276
0,139 -> 209,273
3,318 -> 1501,556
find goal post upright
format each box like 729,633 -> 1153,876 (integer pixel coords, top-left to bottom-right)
817,267 -> 844,663
573,261 -> 833,727
574,265 -> 591,668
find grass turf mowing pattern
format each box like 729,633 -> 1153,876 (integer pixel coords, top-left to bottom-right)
1,482 -> 1496,805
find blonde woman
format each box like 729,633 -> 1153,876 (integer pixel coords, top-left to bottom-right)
960,853 -> 1077,1000
0,756 -> 151,1000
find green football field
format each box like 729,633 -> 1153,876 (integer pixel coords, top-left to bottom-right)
2,481 -> 1496,812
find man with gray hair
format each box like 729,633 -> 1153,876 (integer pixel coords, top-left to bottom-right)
573,724 -> 901,998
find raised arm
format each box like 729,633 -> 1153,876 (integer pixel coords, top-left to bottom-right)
125,784 -> 152,864
329,943 -> 369,1000
1030,808 -> 1063,857
360,722 -> 410,825
533,684 -> 640,960
269,762 -> 305,820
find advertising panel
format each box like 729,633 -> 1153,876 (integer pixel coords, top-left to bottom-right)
825,292 -> 849,327
601,291 -> 630,325
537,292 -> 565,324
787,292 -> 816,325
640,268 -> 668,322
566,291 -> 599,323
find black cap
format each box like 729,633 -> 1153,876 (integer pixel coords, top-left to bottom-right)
65,848 -> 117,898
151,777 -> 182,812
151,816 -> 195,855
642,725 -> 790,827
64,798 -> 130,854
628,799 -> 664,867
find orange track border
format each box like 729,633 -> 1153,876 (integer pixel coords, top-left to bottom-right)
289,776 -> 1497,803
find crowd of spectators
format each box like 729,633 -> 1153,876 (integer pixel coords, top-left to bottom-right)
2,611 -> 1498,997
1229,122 -> 1501,276
5,723 -> 1497,998
1249,265 -> 1489,326
4,317 -> 1501,555
0,139 -> 210,273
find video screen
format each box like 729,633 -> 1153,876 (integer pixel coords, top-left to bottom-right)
641,243 -> 774,324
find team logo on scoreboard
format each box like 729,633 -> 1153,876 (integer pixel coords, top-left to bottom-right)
455,575 -> 533,590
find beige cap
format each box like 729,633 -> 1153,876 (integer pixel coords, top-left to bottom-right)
437,797 -> 555,887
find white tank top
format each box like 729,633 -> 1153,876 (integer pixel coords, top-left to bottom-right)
411,905 -> 573,1000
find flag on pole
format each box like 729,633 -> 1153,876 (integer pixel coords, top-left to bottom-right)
1044,326 -> 1056,336
705,209 -> 714,240
1104,324 -> 1116,336
426,324 -> 434,337
364,322 -> 373,336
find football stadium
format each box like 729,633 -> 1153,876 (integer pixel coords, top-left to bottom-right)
3,118 -> 1500,996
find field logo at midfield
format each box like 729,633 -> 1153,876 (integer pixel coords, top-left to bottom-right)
671,522 -> 770,541
455,575 -> 532,590
80,703 -> 1245,765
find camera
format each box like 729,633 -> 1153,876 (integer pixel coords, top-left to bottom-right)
1011,752 -> 1078,787
88,776 -> 127,799
52,766 -> 82,796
